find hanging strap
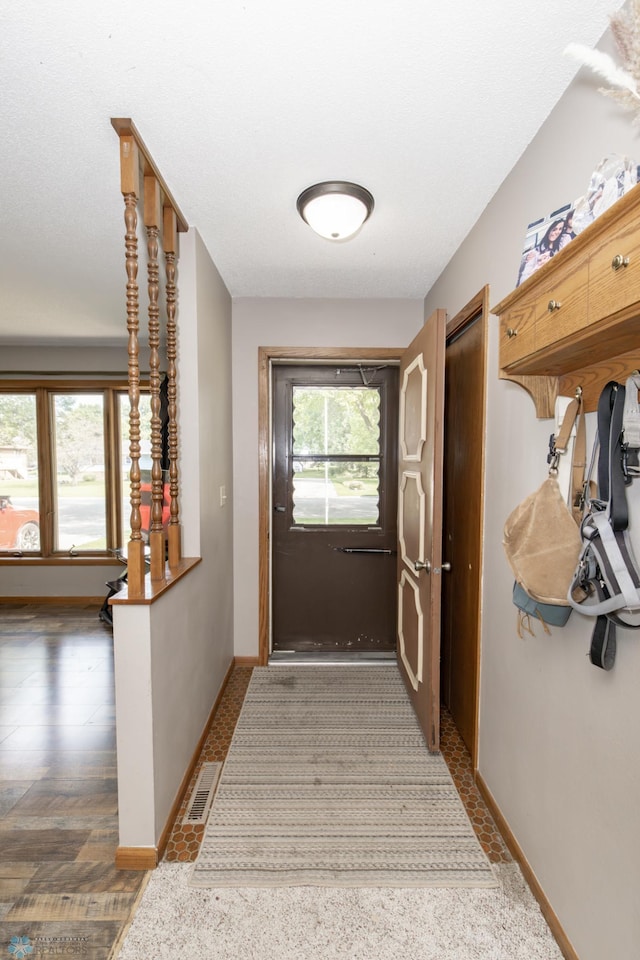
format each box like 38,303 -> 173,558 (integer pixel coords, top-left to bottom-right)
571,400 -> 587,524
622,372 -> 640,477
595,381 -> 627,530
597,383 -> 614,501
552,395 -> 587,525
609,383 -> 628,532
590,616 -> 617,671
554,397 -> 579,453
623,372 -> 640,448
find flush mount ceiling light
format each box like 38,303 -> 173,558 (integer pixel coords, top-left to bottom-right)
296,181 -> 374,241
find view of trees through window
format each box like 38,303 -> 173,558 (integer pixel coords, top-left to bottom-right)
0,385 -> 152,556
291,386 -> 381,525
0,394 -> 40,551
52,395 -> 107,551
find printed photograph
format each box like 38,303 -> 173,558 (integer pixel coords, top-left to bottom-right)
516,155 -> 639,288
516,203 -> 573,287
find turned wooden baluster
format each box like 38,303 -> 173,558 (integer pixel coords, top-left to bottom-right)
163,206 -> 182,569
119,136 -> 145,596
144,175 -> 166,582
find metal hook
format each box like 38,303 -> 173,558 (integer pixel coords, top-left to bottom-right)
358,364 -> 370,386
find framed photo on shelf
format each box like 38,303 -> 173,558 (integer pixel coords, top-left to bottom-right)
516,202 -> 573,287
571,156 -> 639,236
515,157 -> 639,288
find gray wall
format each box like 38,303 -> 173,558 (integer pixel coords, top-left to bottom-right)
0,344 -> 132,374
424,33 -> 640,960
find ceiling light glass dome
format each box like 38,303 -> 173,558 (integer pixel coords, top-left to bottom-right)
296,181 -> 374,241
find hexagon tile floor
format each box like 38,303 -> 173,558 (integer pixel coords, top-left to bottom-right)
164,666 -> 253,862
164,665 -> 510,865
439,708 -> 511,863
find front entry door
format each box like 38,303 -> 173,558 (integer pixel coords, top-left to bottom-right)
397,310 -> 446,750
272,363 -> 399,655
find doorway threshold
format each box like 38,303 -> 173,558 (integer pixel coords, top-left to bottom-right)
269,650 -> 397,665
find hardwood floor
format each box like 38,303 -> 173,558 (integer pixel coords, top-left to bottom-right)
0,602 -> 146,960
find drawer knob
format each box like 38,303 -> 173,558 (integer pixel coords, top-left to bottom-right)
611,253 -> 630,271
506,327 -> 518,339
547,299 -> 562,312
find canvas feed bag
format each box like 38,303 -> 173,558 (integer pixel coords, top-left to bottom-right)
503,396 -> 586,634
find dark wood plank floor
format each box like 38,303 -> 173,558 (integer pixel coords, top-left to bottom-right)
0,602 -> 146,960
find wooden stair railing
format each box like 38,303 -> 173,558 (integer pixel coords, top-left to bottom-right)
112,119 -> 189,595
163,207 -> 182,570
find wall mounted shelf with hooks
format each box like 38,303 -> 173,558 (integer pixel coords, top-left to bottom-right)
492,182 -> 640,418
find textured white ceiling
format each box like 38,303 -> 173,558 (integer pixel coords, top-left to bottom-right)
0,0 -> 623,343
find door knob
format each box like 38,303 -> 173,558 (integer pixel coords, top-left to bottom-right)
274,504 -> 286,513
414,559 -> 431,573
441,562 -> 451,572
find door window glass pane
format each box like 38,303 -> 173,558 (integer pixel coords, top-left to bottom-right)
53,394 -> 106,551
0,394 -> 40,552
292,460 -> 380,524
291,386 -> 381,525
292,387 -> 380,455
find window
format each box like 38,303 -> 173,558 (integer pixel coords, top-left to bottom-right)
291,385 -> 381,526
0,394 -> 40,553
0,382 -> 148,560
52,393 -> 107,551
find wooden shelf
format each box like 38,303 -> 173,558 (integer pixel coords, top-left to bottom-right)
492,183 -> 640,417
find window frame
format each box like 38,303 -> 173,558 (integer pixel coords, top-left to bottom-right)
0,379 -> 141,564
290,383 -> 384,528
273,365 -> 397,535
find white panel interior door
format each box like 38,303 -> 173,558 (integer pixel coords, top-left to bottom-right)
396,309 -> 446,750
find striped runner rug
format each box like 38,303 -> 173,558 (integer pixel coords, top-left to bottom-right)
190,665 -> 496,887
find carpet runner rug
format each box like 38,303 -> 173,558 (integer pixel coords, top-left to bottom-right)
190,665 -> 497,887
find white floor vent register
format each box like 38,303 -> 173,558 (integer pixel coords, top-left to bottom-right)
184,762 -> 222,825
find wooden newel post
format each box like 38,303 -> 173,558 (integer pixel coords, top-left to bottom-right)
164,206 -> 182,570
119,136 -> 145,596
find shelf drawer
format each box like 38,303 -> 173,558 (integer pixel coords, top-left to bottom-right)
588,212 -> 640,324
499,298 -> 537,370
534,259 -> 589,353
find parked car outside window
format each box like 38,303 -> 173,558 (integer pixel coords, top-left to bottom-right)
139,481 -> 171,541
0,495 -> 40,550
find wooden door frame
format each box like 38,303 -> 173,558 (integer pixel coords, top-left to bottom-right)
258,346 -> 404,666
443,286 -> 489,768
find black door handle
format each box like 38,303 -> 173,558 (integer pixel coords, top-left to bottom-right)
335,547 -> 395,555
